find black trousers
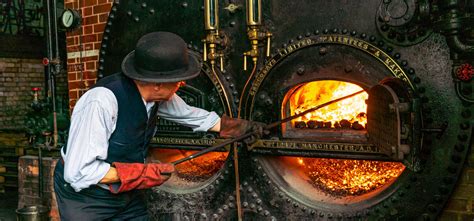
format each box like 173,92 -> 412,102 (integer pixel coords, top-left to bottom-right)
53,160 -> 149,221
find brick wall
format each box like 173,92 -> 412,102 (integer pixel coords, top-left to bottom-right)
439,148 -> 474,220
0,132 -> 26,193
18,156 -> 59,221
65,0 -> 113,108
0,58 -> 68,130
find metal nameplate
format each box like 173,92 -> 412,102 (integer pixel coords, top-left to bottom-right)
249,139 -> 380,153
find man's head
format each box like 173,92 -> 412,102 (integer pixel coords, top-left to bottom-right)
122,31 -> 201,82
121,32 -> 201,101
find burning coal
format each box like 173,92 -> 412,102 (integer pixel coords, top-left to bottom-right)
289,81 -> 369,129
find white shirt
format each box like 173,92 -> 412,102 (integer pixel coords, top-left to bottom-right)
62,87 -> 219,192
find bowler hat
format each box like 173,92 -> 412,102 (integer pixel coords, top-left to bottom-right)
121,32 -> 201,83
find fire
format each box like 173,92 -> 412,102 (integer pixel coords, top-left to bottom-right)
289,81 -> 368,128
149,149 -> 227,182
292,157 -> 405,197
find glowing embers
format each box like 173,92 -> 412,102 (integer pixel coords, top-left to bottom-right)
291,157 -> 405,197
149,148 -> 227,189
289,81 -> 368,130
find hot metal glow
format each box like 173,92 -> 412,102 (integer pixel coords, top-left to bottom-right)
289,81 -> 369,128
294,157 -> 405,197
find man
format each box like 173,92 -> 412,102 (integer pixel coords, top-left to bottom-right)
54,32 -> 261,220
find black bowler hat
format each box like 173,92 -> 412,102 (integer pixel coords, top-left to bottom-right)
121,32 -> 201,83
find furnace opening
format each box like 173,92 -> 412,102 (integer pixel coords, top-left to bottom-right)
148,148 -> 228,191
265,80 -> 406,206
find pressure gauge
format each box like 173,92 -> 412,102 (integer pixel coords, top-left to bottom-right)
60,9 -> 81,30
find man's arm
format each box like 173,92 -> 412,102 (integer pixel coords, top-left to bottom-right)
100,167 -> 119,184
208,118 -> 221,132
62,87 -> 119,192
157,94 -> 220,132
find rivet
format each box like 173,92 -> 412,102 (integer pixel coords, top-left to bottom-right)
149,9 -> 155,14
109,14 -> 115,19
200,213 -> 207,219
242,202 -> 248,207
243,181 -> 248,186
217,209 -> 223,214
332,28 -> 338,33
422,213 -> 431,221
256,199 -> 262,204
212,214 -> 218,219
257,206 -> 263,212
127,11 -> 132,16
427,204 -> 437,213
314,30 -> 320,35
305,32 -> 311,37
182,2 -> 188,7
223,205 -> 229,210
323,29 -> 329,34
293,203 -> 299,207
134,16 -> 139,22
250,203 -> 256,209
229,21 -> 236,27
460,122 -> 470,130
297,35 -> 303,40
252,193 -> 258,198
319,47 -> 328,55
264,210 -> 270,216
394,53 -> 401,59
141,2 -> 147,8
342,29 -> 348,34
401,60 -> 408,66
350,30 -> 357,36
297,67 -> 305,75
111,6 -> 117,11
228,202 -> 234,208
369,36 -> 376,41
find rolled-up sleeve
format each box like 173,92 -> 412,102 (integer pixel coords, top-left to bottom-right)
157,94 -> 219,131
62,87 -> 118,192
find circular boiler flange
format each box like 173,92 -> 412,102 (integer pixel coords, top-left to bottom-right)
242,32 -> 471,219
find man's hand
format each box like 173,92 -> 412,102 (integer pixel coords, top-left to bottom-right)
219,115 -> 267,141
109,162 -> 175,193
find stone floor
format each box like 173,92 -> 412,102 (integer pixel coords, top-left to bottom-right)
0,189 -> 17,221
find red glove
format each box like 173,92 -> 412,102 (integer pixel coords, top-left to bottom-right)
219,115 -> 267,140
109,162 -> 175,193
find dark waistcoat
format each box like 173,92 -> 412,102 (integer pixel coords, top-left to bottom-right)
93,73 -> 158,163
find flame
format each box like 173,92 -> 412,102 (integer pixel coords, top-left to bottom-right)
288,157 -> 405,197
289,81 -> 368,128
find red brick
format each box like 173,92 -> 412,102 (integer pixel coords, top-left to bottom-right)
83,25 -> 93,35
85,61 -> 96,70
99,13 -> 109,22
84,0 -> 97,6
68,72 -> 77,81
93,23 -> 106,34
84,15 -> 98,25
83,6 -> 93,16
68,90 -> 78,100
83,34 -> 98,42
93,3 -> 111,14
84,43 -> 94,51
94,42 -> 101,50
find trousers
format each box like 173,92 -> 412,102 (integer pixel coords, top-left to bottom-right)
53,160 -> 149,221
